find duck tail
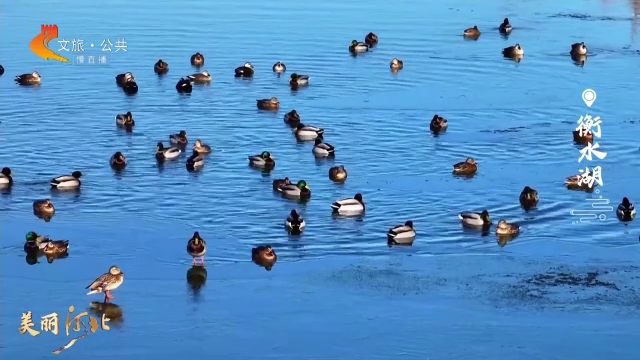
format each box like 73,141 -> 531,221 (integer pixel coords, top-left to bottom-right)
457,214 -> 464,220
86,289 -> 101,295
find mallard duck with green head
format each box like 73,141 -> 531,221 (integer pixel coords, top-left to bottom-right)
331,193 -> 365,216
248,151 -> 275,170
24,231 -> 69,255
349,40 -> 369,53
284,110 -> 301,127
290,73 -> 310,88
458,210 -> 491,227
156,142 -> 181,162
294,123 -> 324,141
387,221 -> 416,245
50,171 -> 82,190
0,167 -> 13,187
279,180 -> 311,200
187,231 -> 207,266
115,112 -> 134,130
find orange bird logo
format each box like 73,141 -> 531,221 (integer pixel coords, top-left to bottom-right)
30,25 -> 70,63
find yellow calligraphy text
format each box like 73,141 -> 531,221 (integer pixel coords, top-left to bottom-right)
19,311 -> 41,336
41,312 -> 60,335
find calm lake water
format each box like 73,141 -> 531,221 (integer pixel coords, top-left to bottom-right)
2,0 -> 640,358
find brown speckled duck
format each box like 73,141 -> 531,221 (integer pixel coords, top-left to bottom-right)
86,266 -> 124,303
453,158 -> 477,176
252,245 -> 277,271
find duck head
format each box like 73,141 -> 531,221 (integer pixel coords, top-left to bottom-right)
202,70 -> 210,77
622,197 -> 631,207
314,137 -> 324,146
124,72 -> 134,81
72,171 -> 82,179
113,152 -> 126,163
1,167 -> 11,177
290,73 -> 299,80
191,231 -> 203,245
260,151 -> 272,160
109,266 -> 123,275
290,209 -> 300,219
178,130 -> 187,137
32,71 -> 41,79
481,210 -> 491,223
25,231 -> 39,242
503,18 -> 510,25
270,97 -> 279,105
405,220 -> 414,228
350,40 -> 358,46
156,142 -> 165,152
297,180 -> 309,191
466,158 -> 476,164
244,62 -> 253,69
354,193 -> 364,204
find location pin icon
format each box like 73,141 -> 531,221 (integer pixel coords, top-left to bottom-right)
582,89 -> 596,107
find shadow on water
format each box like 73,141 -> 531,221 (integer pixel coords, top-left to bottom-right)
89,302 -> 124,328
186,265 -> 208,298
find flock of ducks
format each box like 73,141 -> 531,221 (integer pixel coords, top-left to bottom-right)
1,21 -> 637,302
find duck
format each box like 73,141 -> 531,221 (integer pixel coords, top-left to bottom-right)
15,71 -> 41,85
110,152 -> 127,171
248,151 -> 275,170
0,167 -> 13,187
0,65 -> 4,75
284,110 -> 301,127
285,210 -> 306,235
193,139 -> 211,154
572,129 -> 593,144
496,220 -> 520,236
257,97 -> 280,110
86,266 -> 125,303
187,70 -> 211,83
294,123 -> 324,141
458,210 -> 491,227
272,177 -> 291,191
235,62 -> 254,78
390,58 -> 404,70
387,221 -> 416,245
564,174 -> 595,191
50,171 -> 82,190
42,239 -> 70,256
617,197 -> 636,222
33,199 -> 55,214
313,137 -> 335,158
25,231 -> 69,255
331,193 -> 365,216
170,130 -> 188,146
115,112 -> 135,131
570,42 -> 588,56
463,26 -> 481,37
186,150 -> 205,171
191,53 -> 205,67
186,231 -> 207,265
430,114 -> 448,133
115,72 -> 134,87
499,18 -> 512,34
279,180 -> 311,200
156,142 -> 181,162
176,78 -> 193,93
365,32 -> 379,46
329,165 -> 348,183
251,245 -> 277,271
24,231 -> 50,253
519,186 -> 539,209
289,73 -> 310,88
154,59 -> 169,75
502,44 -> 524,58
272,61 -> 286,73
122,80 -> 138,95
349,40 -> 370,53
453,158 -> 478,176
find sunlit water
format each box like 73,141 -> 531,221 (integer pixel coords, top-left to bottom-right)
1,0 -> 640,358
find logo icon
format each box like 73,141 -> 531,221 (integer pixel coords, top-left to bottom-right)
29,25 -> 70,63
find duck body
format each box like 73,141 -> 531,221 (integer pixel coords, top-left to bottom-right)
285,210 -> 306,235
519,186 -> 539,209
115,72 -> 134,87
279,180 -> 311,200
251,246 -> 277,270
453,158 -> 477,176
42,239 -> 70,255
186,151 -> 205,171
329,165 -> 347,183
331,193 -> 365,216
193,140 -> 211,154
390,58 -> 404,70
458,210 -> 491,227
570,42 -> 587,56
156,142 -> 181,161
464,26 -> 481,37
170,131 -> 188,146
51,171 -> 82,190
284,110 -> 301,127
387,221 -> 416,245
572,129 -> 593,144
496,220 -> 520,236
15,72 -> 41,85
503,44 -> 524,57
257,97 -> 280,110
272,177 -> 291,191
617,197 -> 636,221
86,266 -> 125,302
33,199 -> 55,214
176,78 -> 193,93
154,60 -> 169,75
187,70 -> 211,83
499,18 -> 512,34
313,137 -> 335,157
0,65 -> 4,76
110,152 -> 127,171
564,175 -> 595,192
187,231 -> 207,265
365,32 -> 379,46
349,40 -> 369,53
235,63 -> 255,78
430,114 -> 448,133
191,53 -> 205,67
0,167 -> 13,187
123,80 -> 138,95
248,151 -> 276,170
295,123 -> 324,141
273,62 -> 286,73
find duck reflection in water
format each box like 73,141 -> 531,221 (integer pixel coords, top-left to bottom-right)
252,245 -> 277,271
89,301 -> 124,328
497,235 -> 517,247
187,265 -> 208,296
